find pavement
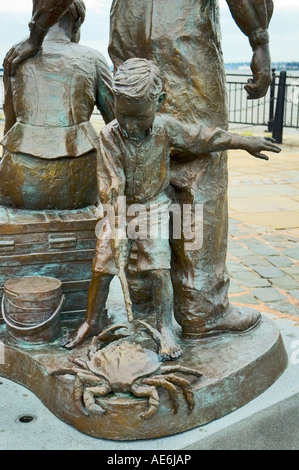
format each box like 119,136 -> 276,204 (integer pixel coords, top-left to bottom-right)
0,121 -> 298,450
226,125 -> 299,323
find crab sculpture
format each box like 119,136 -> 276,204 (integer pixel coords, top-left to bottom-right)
53,321 -> 202,419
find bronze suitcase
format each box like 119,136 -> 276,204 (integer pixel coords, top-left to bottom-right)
0,205 -> 99,321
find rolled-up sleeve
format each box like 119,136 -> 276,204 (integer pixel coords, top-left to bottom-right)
164,115 -> 233,155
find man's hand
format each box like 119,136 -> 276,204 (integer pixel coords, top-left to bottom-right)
245,43 -> 272,100
226,0 -> 274,100
3,37 -> 40,76
241,136 -> 281,160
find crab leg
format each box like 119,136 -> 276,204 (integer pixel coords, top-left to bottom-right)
142,376 -> 180,414
50,367 -> 81,376
73,371 -> 107,416
131,383 -> 160,420
70,356 -> 89,369
162,374 -> 196,414
96,324 -> 129,344
137,320 -> 163,347
160,365 -> 203,378
83,384 -> 111,415
74,372 -> 92,416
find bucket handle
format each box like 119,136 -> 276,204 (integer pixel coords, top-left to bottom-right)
1,294 -> 65,333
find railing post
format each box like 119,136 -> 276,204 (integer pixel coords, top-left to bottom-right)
267,68 -> 276,132
272,70 -> 287,144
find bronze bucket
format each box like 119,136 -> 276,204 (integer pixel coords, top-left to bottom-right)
2,276 -> 64,345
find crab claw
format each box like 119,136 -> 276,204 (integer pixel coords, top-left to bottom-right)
137,320 -> 163,346
96,324 -> 129,344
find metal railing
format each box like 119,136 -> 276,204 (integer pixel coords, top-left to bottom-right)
226,73 -> 271,127
1,68 -> 299,139
226,70 -> 299,134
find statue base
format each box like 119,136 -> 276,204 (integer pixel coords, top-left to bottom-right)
0,312 -> 288,441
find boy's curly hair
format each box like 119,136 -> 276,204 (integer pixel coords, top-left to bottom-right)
113,58 -> 163,102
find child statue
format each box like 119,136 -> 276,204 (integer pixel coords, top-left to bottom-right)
0,0 -> 114,210
63,58 -> 280,360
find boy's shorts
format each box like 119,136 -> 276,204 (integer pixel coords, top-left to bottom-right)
92,193 -> 172,274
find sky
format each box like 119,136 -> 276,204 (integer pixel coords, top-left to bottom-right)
0,0 -> 298,66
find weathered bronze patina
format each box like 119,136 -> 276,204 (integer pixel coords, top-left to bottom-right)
0,0 -> 288,442
109,0 -> 274,338
2,276 -> 63,345
1,1 -> 114,210
0,310 -> 288,440
62,58 -> 280,359
0,205 -> 99,321
53,322 -> 202,418
3,0 -> 275,335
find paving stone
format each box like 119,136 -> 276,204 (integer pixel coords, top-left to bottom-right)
241,255 -> 272,268
228,280 -> 245,294
252,266 -> 285,279
266,301 -> 299,316
284,228 -> 299,239
267,256 -> 294,268
229,218 -> 243,226
228,238 -> 239,246
280,265 -> 299,279
262,236 -> 290,249
228,226 -> 244,237
251,287 -> 286,303
227,240 -> 254,257
271,276 -> 299,291
246,243 -> 279,257
289,290 -> 299,302
230,294 -> 260,305
282,248 -> 299,260
229,246 -> 254,257
235,272 -> 271,288
227,262 -> 250,274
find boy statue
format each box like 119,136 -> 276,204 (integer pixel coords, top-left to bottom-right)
64,59 -> 280,359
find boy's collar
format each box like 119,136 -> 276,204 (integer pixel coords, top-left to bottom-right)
118,123 -> 154,142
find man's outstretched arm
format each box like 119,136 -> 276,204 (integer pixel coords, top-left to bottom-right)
226,0 -> 274,99
3,0 -> 74,76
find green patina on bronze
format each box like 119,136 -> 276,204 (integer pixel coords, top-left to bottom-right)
0,0 -> 287,441
109,0 -> 275,335
1,2 -> 114,210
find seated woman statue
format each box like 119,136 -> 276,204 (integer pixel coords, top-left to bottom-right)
0,0 -> 114,210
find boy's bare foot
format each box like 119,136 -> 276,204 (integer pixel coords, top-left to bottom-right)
62,321 -> 101,350
158,327 -> 182,361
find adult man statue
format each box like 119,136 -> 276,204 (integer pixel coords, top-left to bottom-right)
4,0 -> 274,337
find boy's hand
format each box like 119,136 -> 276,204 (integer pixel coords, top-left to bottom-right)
241,136 -> 281,161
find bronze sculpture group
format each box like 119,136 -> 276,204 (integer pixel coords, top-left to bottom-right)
0,0 -> 288,440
